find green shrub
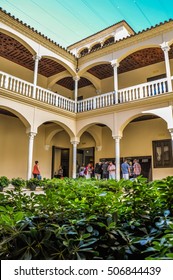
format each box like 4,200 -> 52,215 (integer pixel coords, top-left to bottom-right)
0,176 -> 173,260
0,176 -> 10,191
11,177 -> 26,191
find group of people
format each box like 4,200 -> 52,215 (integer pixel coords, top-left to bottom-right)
121,158 -> 141,180
78,161 -> 115,180
32,158 -> 141,181
78,158 -> 141,180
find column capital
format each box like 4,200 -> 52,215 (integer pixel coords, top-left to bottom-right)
95,146 -> 102,151
26,131 -> 36,137
44,145 -> 50,151
73,75 -> 80,81
26,128 -> 37,135
113,135 -> 122,141
33,54 -> 41,61
70,137 -> 80,145
110,59 -> 119,68
96,89 -> 101,95
160,42 -> 170,52
169,128 -> 173,137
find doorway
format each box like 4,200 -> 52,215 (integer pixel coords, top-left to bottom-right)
51,146 -> 69,178
77,147 -> 95,167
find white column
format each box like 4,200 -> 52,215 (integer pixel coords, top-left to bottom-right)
71,140 -> 79,178
73,76 -> 80,113
27,132 -> 36,179
33,55 -> 41,98
160,42 -> 172,92
113,136 -> 121,180
111,59 -> 119,104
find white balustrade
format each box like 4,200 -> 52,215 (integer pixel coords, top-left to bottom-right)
0,71 -> 170,114
0,71 -> 75,112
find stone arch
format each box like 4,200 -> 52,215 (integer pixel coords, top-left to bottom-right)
0,28 -> 36,55
78,47 -> 89,57
168,39 -> 173,47
90,42 -> 102,52
36,117 -> 75,140
78,61 -> 110,76
118,108 -> 170,135
81,72 -> 101,91
45,128 -> 64,146
0,104 -> 32,129
103,36 -> 114,46
77,119 -> 113,139
87,127 -> 102,147
47,71 -> 71,88
41,55 -> 75,76
118,44 -> 163,63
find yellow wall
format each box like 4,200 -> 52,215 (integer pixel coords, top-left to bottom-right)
78,132 -> 95,149
0,57 -> 48,88
0,114 -> 28,178
78,85 -> 96,99
0,57 -> 33,83
52,84 -> 72,99
118,61 -> 166,89
101,61 -> 167,93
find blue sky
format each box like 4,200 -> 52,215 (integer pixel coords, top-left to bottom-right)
1,0 -> 173,47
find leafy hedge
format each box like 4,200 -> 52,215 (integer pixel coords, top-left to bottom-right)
0,176 -> 173,260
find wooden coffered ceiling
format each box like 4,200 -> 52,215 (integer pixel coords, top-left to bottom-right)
1,32 -> 173,88
87,47 -> 173,79
57,77 -> 92,90
0,32 -> 66,77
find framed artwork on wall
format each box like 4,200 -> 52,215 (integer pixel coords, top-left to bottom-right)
152,139 -> 173,168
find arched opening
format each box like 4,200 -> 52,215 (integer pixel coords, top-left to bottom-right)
90,43 -> 101,52
121,114 -> 172,180
103,36 -> 114,47
77,131 -> 96,169
79,47 -> 89,57
36,120 -> 75,178
77,122 -> 113,176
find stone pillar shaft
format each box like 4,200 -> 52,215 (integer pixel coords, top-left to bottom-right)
161,42 -> 172,92
27,132 -> 36,179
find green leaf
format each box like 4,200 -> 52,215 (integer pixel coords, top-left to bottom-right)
14,212 -> 24,222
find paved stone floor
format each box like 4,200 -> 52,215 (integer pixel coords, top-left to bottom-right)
2,184 -> 45,195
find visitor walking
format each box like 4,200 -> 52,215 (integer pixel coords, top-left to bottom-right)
32,161 -> 41,179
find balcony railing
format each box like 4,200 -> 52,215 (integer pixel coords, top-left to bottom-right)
0,71 -> 75,112
77,77 -> 169,112
0,71 -> 171,113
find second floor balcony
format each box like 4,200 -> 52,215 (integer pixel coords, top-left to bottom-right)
0,71 -> 172,114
